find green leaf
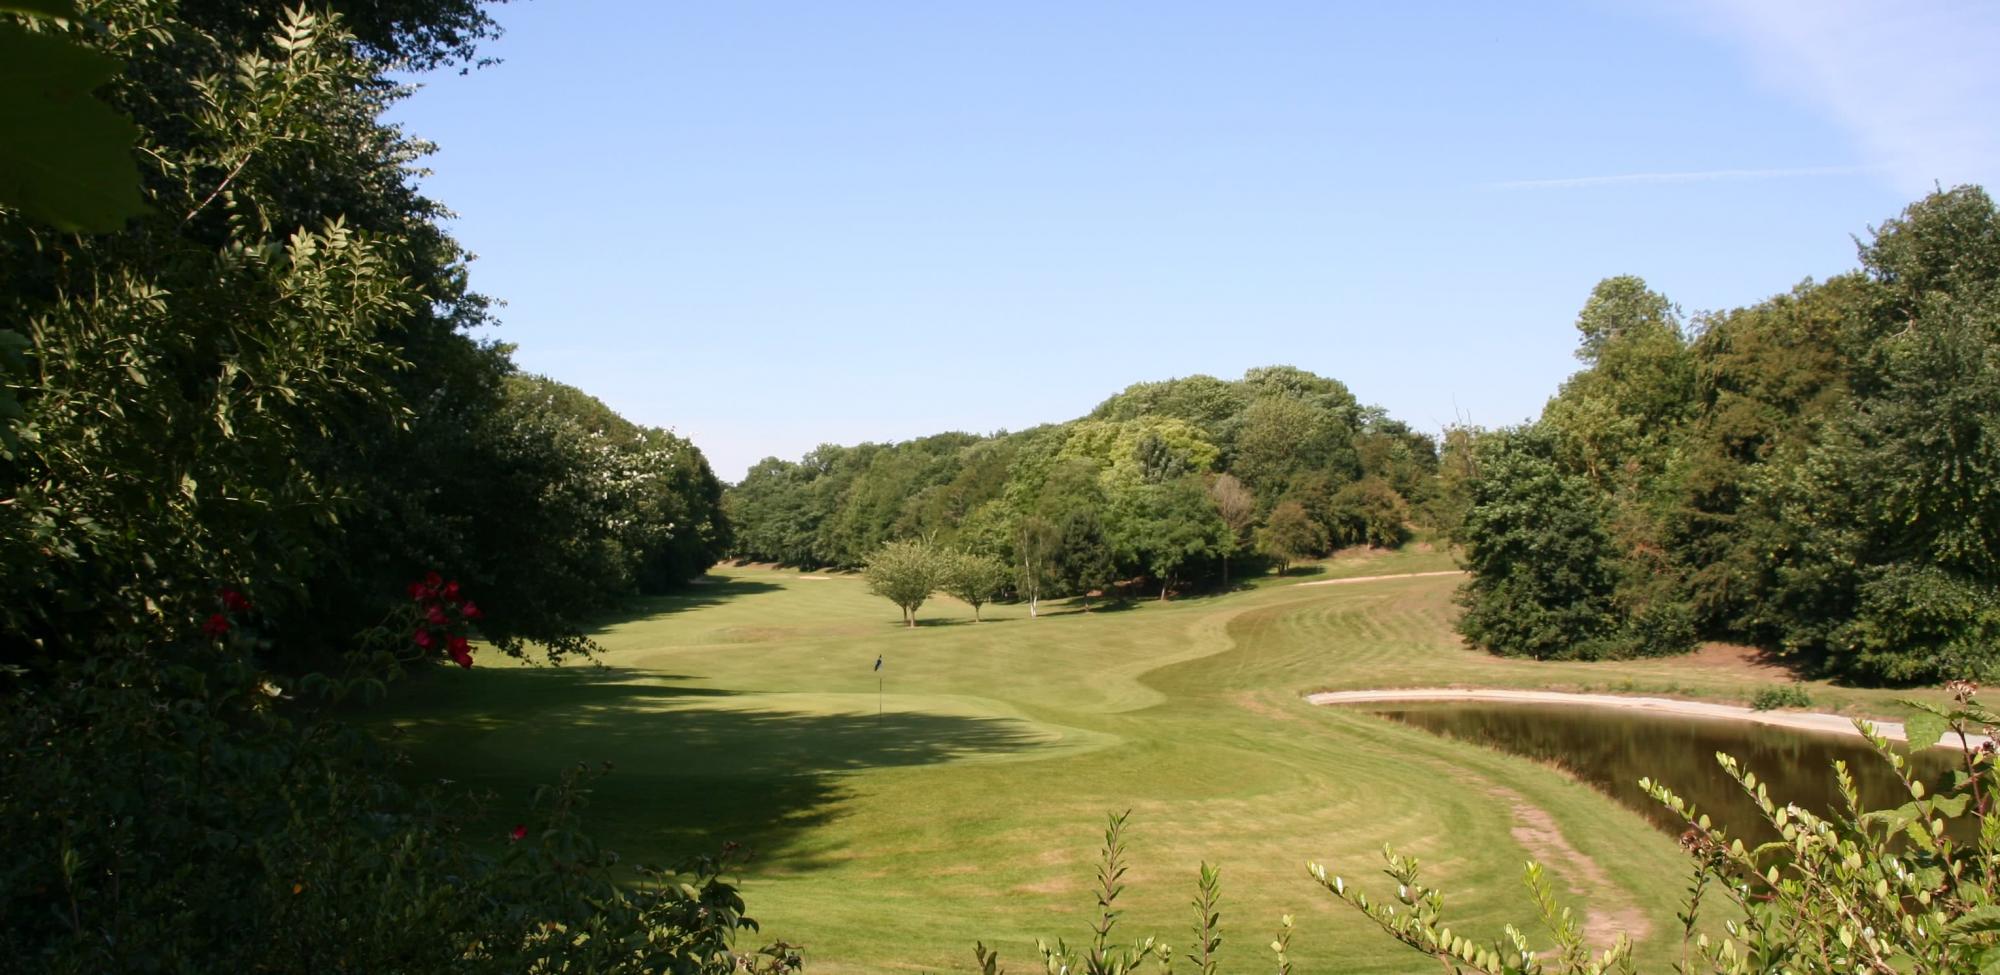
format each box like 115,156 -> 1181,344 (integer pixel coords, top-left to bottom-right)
1948,905 -> 2000,937
1930,792 -> 1972,818
1905,710 -> 1950,751
1977,945 -> 2000,975
0,23 -> 148,231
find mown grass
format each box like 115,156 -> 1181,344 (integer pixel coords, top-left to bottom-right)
378,549 -> 1944,973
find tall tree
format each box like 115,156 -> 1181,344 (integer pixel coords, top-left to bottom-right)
1231,395 -> 1359,504
1767,187 -> 2000,681
1208,473 -> 1257,585
1012,513 -> 1059,619
1112,475 -> 1229,600
1455,428 -> 1625,661
1542,276 -> 1696,490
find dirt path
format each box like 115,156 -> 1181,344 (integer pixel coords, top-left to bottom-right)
1292,569 -> 1465,588
1484,782 -> 1653,949
1307,687 -> 1985,749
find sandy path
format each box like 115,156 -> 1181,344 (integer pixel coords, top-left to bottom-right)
1307,687 -> 1986,749
1489,782 -> 1652,949
1292,569 -> 1465,587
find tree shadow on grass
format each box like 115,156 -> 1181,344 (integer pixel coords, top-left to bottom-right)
906,616 -> 981,628
584,577 -> 787,634
384,665 -> 1050,873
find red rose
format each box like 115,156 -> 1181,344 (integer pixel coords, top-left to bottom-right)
441,581 -> 461,603
425,604 -> 447,625
450,648 -> 473,669
219,589 -> 252,613
459,601 -> 482,621
509,824 -> 527,842
201,613 -> 230,637
413,629 -> 435,649
407,581 -> 429,601
424,571 -> 443,589
447,635 -> 473,668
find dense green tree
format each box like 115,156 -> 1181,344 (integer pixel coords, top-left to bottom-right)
1239,364 -> 1364,423
1034,457 -> 1118,600
0,2 -> 510,661
1257,500 -> 1325,575
1541,276 -> 1696,490
429,376 -> 728,647
899,436 -> 1017,543
1764,190 -> 2000,680
1354,412 -> 1439,509
1089,373 -> 1249,446
1326,476 -> 1410,549
1231,395 -> 1359,504
1426,424 -> 1485,540
725,458 -> 824,566
1054,505 -> 1118,605
1059,416 -> 1220,492
1455,428 -> 1631,661
1572,274 -> 1678,364
1111,475 -> 1230,600
1668,276 -> 1864,633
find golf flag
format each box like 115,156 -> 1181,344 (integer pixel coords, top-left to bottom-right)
873,655 -> 882,671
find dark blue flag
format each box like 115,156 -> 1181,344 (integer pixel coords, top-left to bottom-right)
873,655 -> 882,671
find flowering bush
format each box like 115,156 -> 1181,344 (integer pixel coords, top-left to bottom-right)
404,571 -> 484,668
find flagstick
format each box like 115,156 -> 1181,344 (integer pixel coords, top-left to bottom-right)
878,671 -> 883,719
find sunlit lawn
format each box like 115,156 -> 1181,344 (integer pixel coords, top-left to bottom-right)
378,549 -> 1937,973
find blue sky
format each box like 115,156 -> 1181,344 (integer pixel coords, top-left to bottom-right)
389,0 -> 1999,480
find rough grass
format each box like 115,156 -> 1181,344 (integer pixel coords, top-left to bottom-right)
378,549 -> 1945,973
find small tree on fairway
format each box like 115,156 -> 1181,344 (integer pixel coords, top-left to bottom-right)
942,551 -> 1010,622
1258,500 -> 1326,576
865,538 -> 944,626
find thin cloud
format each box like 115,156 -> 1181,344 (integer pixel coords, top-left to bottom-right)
1492,165 -> 1879,190
1667,0 -> 2000,194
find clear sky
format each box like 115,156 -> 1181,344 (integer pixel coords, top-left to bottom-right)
387,0 -> 2000,481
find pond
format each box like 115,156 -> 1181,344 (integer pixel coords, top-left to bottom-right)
1370,702 -> 1967,844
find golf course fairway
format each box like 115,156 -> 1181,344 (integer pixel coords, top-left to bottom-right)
382,550 -> 1932,973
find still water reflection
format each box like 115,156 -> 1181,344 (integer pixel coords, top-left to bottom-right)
1372,702 -> 1964,843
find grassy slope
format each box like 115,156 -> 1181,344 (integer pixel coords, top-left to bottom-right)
382,550 -> 1940,973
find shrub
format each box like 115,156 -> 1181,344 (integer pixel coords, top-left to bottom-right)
1749,682 -> 1814,711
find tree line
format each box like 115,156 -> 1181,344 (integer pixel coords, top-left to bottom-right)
0,9 -> 731,668
1451,186 -> 2000,684
3,3 -> 765,969
727,365 -> 1444,604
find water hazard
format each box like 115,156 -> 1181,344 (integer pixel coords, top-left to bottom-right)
1371,702 -> 1966,844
